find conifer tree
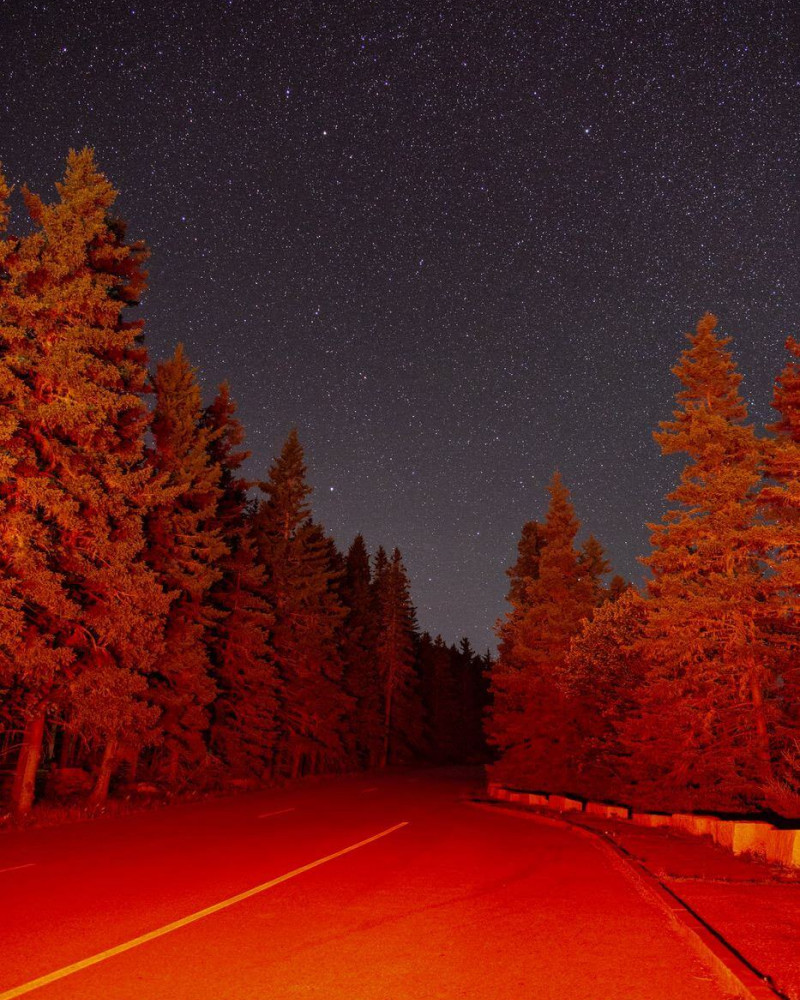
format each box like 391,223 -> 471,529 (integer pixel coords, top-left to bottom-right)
454,636 -> 490,762
0,165 -> 63,813
487,473 -> 595,790
577,535 -> 610,604
340,534 -> 382,766
145,345 -> 226,786
759,336 -> 800,796
506,520 -> 545,606
560,589 -> 648,800
374,548 -> 420,766
252,430 -> 350,777
632,314 -> 771,809
606,575 -> 629,603
203,383 -> 277,778
0,151 -> 170,814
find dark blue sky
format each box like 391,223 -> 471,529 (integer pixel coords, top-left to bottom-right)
2,0 -> 798,649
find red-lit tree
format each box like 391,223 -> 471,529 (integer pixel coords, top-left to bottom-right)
560,588 -> 648,801
505,520 -> 545,606
629,314 -> 772,810
759,336 -> 800,800
0,151 -> 170,815
487,473 -> 596,791
577,535 -> 611,604
145,345 -> 226,786
252,430 -> 351,777
203,383 -> 277,778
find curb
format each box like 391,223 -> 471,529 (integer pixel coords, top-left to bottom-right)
488,783 -> 800,868
473,799 -> 783,1000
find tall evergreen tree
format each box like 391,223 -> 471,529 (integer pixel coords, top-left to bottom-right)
145,345 -> 226,786
759,336 -> 800,798
506,520 -> 545,606
560,589 -> 648,801
340,534 -> 382,767
487,473 -> 596,790
252,430 -> 350,777
0,151 -> 170,815
631,314 -> 771,809
577,535 -> 610,604
374,548 -> 420,766
203,383 -> 277,778
417,632 -> 456,762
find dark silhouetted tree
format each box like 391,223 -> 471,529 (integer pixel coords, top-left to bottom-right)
203,383 -> 277,778
375,548 -> 420,765
340,534 -> 382,766
252,430 -> 350,777
145,345 -> 225,786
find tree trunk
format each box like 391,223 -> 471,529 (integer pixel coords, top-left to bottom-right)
88,736 -> 118,807
11,710 -> 46,820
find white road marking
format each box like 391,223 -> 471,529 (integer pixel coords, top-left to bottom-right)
257,807 -> 296,819
0,821 -> 409,1000
0,864 -> 35,876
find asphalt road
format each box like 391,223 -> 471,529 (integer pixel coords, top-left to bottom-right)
0,769 -> 731,999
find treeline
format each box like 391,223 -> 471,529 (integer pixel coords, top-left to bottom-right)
0,151 -> 488,819
487,313 -> 800,816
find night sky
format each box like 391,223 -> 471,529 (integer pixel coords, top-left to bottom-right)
2,1 -> 798,650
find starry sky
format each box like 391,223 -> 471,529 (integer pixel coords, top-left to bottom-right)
2,1 -> 799,650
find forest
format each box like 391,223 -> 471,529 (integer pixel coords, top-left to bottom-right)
0,151 -> 488,820
487,312 -> 800,817
4,150 -> 799,828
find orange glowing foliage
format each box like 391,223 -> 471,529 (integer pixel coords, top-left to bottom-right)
145,344 -> 227,782
759,336 -> 800,794
487,472 -> 600,791
630,314 -> 774,810
0,150 -> 171,815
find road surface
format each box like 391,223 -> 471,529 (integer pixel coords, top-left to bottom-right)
0,769 -> 731,999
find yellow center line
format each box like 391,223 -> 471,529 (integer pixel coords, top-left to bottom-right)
0,821 -> 409,1000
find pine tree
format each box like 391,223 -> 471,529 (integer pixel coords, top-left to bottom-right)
454,636 -> 490,763
252,430 -> 350,777
0,164 -> 63,814
632,313 -> 771,810
506,520 -> 545,606
374,548 -> 420,766
606,575 -> 629,603
0,151 -> 170,814
487,473 -> 595,791
417,633 -> 458,762
203,383 -> 277,779
145,345 -> 226,786
577,535 -> 610,604
560,588 -> 648,801
340,534 -> 382,767
759,336 -> 800,800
